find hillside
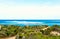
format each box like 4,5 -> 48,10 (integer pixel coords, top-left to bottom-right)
0,25 -> 60,39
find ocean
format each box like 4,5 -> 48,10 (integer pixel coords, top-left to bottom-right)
0,20 -> 60,26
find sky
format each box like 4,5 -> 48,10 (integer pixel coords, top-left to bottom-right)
0,0 -> 60,19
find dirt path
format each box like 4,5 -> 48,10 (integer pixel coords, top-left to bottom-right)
0,36 -> 16,39
42,26 -> 50,30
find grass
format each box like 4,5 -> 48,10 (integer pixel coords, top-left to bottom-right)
0,25 -> 60,39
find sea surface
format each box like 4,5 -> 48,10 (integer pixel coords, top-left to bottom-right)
0,20 -> 60,26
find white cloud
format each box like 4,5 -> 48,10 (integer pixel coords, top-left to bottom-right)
0,3 -> 60,19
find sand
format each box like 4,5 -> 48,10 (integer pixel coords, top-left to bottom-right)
0,36 -> 16,39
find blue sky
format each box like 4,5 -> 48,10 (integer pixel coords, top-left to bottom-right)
0,0 -> 60,6
0,0 -> 60,19
24,0 -> 60,5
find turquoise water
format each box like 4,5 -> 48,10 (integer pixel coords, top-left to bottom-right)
0,20 -> 60,26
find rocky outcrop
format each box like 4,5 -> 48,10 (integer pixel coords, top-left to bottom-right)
50,31 -> 60,36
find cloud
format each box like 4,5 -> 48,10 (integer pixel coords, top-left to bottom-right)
0,0 -> 60,19
0,5 -> 60,19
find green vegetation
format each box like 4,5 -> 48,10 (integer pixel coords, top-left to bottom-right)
0,25 -> 60,39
